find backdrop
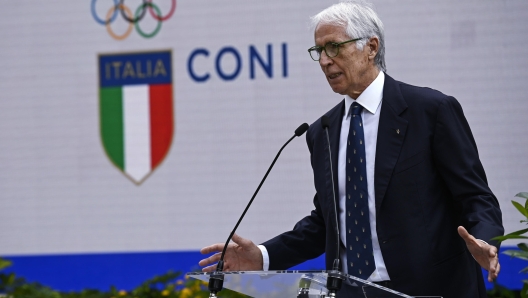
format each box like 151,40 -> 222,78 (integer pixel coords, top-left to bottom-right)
1,0 -> 527,291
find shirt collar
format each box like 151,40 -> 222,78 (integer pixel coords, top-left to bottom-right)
344,71 -> 384,117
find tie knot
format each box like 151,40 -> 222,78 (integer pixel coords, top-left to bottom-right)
351,102 -> 363,116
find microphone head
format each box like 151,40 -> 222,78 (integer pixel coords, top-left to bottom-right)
295,123 -> 309,136
321,116 -> 330,129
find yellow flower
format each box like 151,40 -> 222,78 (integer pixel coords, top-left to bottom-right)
180,288 -> 192,298
118,290 -> 127,296
161,289 -> 170,296
176,279 -> 184,285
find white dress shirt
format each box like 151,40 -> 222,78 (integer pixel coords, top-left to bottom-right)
259,72 -> 389,281
338,71 -> 389,281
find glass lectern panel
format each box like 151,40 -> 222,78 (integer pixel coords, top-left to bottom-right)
187,270 -> 442,298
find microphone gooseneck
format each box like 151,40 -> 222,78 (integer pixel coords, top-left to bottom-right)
208,123 -> 309,297
321,115 -> 343,297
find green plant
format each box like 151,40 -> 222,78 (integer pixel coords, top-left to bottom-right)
0,258 -> 11,271
487,282 -> 521,298
493,192 -> 528,297
0,257 -> 62,298
0,258 -> 247,298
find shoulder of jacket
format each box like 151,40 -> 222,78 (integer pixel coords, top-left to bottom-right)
395,80 -> 458,110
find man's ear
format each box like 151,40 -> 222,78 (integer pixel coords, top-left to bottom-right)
367,37 -> 379,61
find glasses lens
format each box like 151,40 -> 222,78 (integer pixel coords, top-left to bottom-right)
325,43 -> 339,58
309,49 -> 321,61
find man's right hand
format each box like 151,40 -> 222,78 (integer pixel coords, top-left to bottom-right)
199,233 -> 264,272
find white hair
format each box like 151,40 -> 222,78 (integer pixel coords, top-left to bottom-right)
311,0 -> 386,72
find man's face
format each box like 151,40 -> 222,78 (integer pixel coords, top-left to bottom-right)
314,23 -> 377,99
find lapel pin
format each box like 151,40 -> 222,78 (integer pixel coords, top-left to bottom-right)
396,129 -> 400,134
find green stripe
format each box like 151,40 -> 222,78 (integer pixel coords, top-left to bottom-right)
100,87 -> 124,170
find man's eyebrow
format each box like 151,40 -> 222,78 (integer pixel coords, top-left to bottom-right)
315,40 -> 338,47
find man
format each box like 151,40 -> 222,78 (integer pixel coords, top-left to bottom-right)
200,1 -> 504,297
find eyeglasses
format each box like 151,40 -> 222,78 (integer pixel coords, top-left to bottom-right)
307,38 -> 364,61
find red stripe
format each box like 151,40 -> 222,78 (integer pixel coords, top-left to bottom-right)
149,84 -> 174,169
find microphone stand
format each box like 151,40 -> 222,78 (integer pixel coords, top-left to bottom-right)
321,116 -> 344,297
208,123 -> 309,298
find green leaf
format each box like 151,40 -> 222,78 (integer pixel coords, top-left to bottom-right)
513,200 -> 528,218
492,227 -> 528,242
7,272 -> 15,285
0,257 -> 12,271
493,234 -> 528,242
504,249 -> 528,261
523,282 -> 528,298
517,192 -> 528,199
511,228 -> 528,236
520,243 -> 528,251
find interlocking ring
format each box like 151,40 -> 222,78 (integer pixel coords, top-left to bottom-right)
91,0 -> 176,40
120,0 -> 148,24
92,0 -> 119,25
105,4 -> 134,40
135,3 -> 162,38
147,0 -> 176,21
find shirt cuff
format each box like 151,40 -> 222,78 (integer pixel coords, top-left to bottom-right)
257,245 -> 270,271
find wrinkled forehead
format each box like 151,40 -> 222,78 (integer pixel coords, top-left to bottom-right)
314,23 -> 349,45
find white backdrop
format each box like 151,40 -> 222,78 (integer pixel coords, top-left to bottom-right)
0,0 -> 527,256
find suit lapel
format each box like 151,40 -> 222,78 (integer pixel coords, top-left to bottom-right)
324,100 -> 345,208
374,74 -> 408,209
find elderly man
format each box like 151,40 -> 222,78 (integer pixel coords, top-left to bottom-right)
200,1 -> 504,297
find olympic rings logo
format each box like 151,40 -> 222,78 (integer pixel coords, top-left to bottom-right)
91,0 -> 176,40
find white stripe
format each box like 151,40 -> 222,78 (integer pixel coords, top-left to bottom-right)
123,85 -> 151,183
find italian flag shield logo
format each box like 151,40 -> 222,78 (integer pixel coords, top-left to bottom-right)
98,50 -> 174,184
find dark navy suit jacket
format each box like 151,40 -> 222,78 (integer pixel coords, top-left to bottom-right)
262,74 -> 504,297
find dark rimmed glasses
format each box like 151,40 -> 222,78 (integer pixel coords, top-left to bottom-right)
308,38 -> 364,61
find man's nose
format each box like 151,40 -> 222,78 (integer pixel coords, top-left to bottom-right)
319,51 -> 333,66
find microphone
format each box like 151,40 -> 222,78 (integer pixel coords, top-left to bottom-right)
208,122 -> 310,298
295,123 -> 309,136
321,115 -> 343,297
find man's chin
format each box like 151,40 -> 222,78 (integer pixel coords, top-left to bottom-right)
327,79 -> 356,96
330,86 -> 347,95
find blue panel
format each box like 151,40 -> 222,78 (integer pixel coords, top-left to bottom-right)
3,246 -> 523,292
99,51 -> 172,87
4,251 -> 201,292
290,253 -> 325,270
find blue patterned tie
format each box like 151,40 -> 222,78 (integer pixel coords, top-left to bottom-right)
345,102 -> 375,279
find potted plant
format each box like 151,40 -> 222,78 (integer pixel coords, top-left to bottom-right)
493,192 -> 528,297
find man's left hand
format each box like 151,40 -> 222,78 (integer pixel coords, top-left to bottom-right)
457,226 -> 500,282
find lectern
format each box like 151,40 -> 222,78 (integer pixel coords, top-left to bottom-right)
187,270 -> 442,297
